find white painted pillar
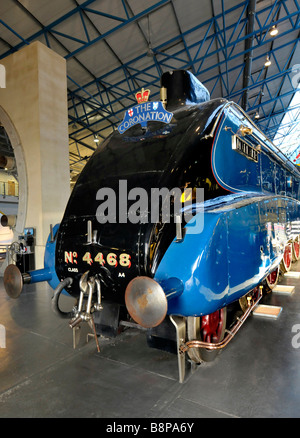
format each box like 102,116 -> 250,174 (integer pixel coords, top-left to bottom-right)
0,41 -> 70,270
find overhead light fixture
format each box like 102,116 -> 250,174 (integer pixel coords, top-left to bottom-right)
265,55 -> 271,67
269,25 -> 278,36
255,112 -> 260,119
94,135 -> 99,143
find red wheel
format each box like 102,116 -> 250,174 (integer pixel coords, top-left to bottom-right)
198,307 -> 227,362
281,243 -> 292,272
265,266 -> 279,291
239,286 -> 260,311
293,237 -> 300,261
201,309 -> 226,343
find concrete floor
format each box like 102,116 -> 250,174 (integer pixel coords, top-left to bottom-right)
1,262 -> 300,418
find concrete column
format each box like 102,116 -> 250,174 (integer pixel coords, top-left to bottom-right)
0,41 -> 70,269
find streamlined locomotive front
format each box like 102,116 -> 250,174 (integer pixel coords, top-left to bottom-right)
54,92 -> 226,312
4,69 -> 300,383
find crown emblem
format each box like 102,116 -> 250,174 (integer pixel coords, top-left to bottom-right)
135,88 -> 150,104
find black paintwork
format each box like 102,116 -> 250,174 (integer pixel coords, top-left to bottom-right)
56,85 -> 227,303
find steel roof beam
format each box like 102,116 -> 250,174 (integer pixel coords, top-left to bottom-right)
264,30 -> 300,131
1,0 -> 299,156
67,1 -> 299,112
72,0 -> 142,91
9,0 -> 124,136
241,0 -> 257,111
65,0 -> 171,60
68,31 -> 299,131
0,0 -> 98,59
70,59 -> 299,142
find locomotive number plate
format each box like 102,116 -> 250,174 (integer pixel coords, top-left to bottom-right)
64,250 -> 131,268
232,134 -> 258,162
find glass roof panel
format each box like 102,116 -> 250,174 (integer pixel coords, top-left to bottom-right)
273,84 -> 300,166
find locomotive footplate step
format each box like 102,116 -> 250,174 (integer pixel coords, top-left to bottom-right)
252,305 -> 282,319
272,285 -> 295,295
284,271 -> 300,279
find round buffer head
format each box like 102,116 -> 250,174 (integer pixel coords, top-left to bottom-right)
4,264 -> 24,299
125,276 -> 168,328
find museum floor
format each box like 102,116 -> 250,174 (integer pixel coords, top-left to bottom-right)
1,260 -> 300,419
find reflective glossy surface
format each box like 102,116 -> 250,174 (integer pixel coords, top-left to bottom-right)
12,72 -> 300,324
155,193 -> 300,316
2,265 -> 300,417
54,98 -> 226,302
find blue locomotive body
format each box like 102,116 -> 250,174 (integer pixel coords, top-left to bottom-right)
154,101 -> 300,317
4,70 -> 300,381
156,193 -> 299,316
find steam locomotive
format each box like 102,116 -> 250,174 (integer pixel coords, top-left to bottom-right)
4,70 -> 300,382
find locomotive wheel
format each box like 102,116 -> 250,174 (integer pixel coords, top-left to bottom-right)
187,307 -> 227,363
264,266 -> 279,293
239,286 -> 260,312
293,236 -> 300,261
281,243 -> 292,273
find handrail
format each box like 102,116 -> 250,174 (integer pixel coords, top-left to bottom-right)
203,100 -> 300,179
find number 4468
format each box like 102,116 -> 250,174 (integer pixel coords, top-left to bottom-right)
83,251 -> 131,268
64,250 -> 131,268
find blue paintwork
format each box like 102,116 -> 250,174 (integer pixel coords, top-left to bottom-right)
17,96 -> 300,321
117,101 -> 173,134
43,223 -> 62,291
159,277 -> 184,301
154,103 -> 300,317
211,104 -> 300,196
155,193 -> 300,317
155,211 -> 227,316
27,223 -> 62,291
27,267 -> 52,284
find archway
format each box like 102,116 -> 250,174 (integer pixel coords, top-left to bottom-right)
0,106 -> 27,274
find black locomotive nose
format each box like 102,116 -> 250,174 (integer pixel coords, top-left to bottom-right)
55,215 -> 153,302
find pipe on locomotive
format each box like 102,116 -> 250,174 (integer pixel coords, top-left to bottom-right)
51,277 -> 73,318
